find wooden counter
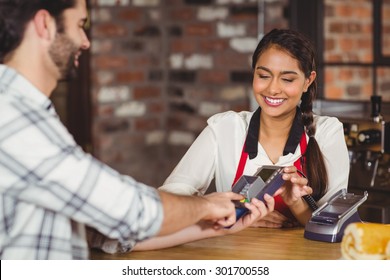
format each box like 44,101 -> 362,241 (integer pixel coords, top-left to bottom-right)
90,227 -> 342,260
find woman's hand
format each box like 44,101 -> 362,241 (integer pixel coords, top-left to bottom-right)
220,193 -> 276,234
250,210 -> 299,228
273,165 -> 314,225
275,166 -> 313,207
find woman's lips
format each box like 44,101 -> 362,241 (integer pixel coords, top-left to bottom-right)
264,96 -> 285,106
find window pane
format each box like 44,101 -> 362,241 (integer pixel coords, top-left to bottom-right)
324,0 -> 373,63
324,66 -> 372,100
377,67 -> 390,101
382,0 -> 390,56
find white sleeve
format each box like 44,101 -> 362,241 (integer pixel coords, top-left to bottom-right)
315,117 -> 350,206
159,126 -> 217,196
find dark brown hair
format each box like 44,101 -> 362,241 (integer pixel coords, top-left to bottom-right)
252,28 -> 328,200
0,0 -> 76,62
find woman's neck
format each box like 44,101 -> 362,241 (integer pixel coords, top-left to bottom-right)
258,110 -> 297,164
259,110 -> 296,138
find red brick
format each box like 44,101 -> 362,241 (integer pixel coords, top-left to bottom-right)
169,8 -> 195,21
231,101 -> 250,113
93,23 -> 127,37
326,54 -> 343,62
170,39 -> 197,53
339,69 -> 354,81
119,9 -> 142,21
134,118 -> 161,131
329,22 -> 348,33
335,4 -> 354,17
97,104 -> 115,117
325,38 -> 336,52
133,86 -> 162,99
325,85 -> 343,99
324,68 -> 334,84
116,71 -> 145,83
94,55 -> 129,69
185,23 -> 214,36
199,39 -> 229,52
214,52 -> 250,70
339,38 -> 354,51
356,6 -> 372,18
130,55 -> 156,68
198,70 -> 228,84
148,102 -> 166,114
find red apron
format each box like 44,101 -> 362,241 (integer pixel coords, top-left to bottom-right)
232,132 -> 307,219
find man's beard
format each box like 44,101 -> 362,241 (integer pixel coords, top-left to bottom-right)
49,33 -> 79,81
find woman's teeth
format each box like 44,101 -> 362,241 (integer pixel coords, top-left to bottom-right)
265,97 -> 284,105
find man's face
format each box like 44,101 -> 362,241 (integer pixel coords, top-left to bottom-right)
49,33 -> 79,80
48,0 -> 90,80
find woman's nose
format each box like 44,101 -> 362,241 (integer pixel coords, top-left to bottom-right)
268,78 -> 281,95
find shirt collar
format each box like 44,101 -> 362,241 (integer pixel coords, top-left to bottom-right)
245,106 -> 304,159
0,64 -> 54,111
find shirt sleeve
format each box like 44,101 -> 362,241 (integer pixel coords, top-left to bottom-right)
315,116 -> 350,206
160,126 -> 218,195
87,226 -> 136,254
0,103 -> 163,243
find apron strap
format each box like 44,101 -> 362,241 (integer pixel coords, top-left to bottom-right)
232,131 -> 307,219
232,144 -> 249,186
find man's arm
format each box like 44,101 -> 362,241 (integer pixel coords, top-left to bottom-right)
157,191 -> 243,236
135,194 -> 274,250
88,195 -> 274,253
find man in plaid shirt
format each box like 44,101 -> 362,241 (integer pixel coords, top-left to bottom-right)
0,0 -> 252,259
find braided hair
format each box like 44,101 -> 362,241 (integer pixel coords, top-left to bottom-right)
251,28 -> 328,200
0,0 -> 75,63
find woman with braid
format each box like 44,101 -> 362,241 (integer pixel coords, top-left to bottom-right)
160,29 -> 350,228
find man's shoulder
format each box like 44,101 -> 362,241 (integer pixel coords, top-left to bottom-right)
0,94 -> 22,125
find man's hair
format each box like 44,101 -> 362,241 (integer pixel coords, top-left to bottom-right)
0,0 -> 76,63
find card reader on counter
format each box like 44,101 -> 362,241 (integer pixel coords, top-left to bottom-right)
304,189 -> 368,243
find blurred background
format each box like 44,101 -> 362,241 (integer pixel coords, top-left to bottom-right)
51,0 -> 390,222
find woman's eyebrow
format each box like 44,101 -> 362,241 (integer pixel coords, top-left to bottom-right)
256,66 -> 299,75
256,66 -> 271,73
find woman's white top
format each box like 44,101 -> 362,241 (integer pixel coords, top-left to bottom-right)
160,110 -> 350,206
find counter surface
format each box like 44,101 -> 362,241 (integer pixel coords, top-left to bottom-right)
90,227 -> 342,260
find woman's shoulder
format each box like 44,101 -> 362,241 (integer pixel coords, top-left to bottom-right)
314,115 -> 344,134
207,110 -> 253,127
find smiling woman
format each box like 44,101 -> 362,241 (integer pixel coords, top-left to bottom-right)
252,47 -> 316,118
159,28 -> 350,229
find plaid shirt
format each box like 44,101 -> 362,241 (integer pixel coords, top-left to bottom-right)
0,65 -> 163,259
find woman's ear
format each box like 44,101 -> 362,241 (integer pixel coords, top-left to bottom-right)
33,9 -> 56,41
304,71 -> 317,92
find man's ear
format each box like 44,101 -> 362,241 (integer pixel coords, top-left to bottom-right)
33,9 -> 56,41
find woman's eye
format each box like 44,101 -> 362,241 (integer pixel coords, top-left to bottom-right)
282,78 -> 293,83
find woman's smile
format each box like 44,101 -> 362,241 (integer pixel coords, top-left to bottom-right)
263,96 -> 285,107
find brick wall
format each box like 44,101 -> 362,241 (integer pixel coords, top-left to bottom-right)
323,0 -> 390,102
89,0 -> 288,187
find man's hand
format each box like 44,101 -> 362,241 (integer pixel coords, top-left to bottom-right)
201,191 -> 244,228
157,190 -> 242,236
215,193 -> 275,233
